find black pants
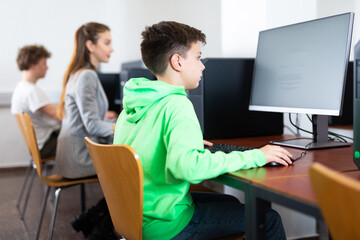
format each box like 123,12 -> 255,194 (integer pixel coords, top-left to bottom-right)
40,129 -> 59,159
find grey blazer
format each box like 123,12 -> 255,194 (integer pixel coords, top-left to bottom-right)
55,69 -> 114,178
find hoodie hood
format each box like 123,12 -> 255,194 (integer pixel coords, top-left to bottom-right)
122,78 -> 187,123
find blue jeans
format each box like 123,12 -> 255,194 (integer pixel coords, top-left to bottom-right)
172,192 -> 286,240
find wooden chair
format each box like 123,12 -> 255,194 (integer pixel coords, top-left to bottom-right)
310,162 -> 360,240
19,113 -> 98,240
85,137 -> 246,240
84,137 -> 143,240
14,113 -> 55,220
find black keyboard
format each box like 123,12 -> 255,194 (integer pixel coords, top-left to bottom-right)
205,143 -> 253,153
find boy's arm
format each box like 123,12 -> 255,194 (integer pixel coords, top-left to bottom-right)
39,104 -> 61,121
164,99 -> 266,184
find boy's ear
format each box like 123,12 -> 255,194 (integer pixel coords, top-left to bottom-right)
170,53 -> 183,72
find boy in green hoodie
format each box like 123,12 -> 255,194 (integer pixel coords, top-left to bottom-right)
114,21 -> 292,240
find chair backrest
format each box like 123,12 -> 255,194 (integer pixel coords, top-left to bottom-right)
310,162 -> 360,240
19,113 -> 44,177
15,113 -> 31,154
84,137 -> 143,240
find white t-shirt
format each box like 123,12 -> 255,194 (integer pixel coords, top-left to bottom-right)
11,81 -> 60,150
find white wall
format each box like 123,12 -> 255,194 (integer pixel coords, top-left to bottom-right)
0,0 -> 221,99
221,0 -> 266,58
0,0 -> 222,167
0,0 -> 128,98
123,0 -> 222,61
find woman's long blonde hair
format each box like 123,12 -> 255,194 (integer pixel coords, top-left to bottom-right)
57,22 -> 110,119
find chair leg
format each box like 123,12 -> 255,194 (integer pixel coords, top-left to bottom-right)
20,167 -> 37,220
17,159 -> 33,209
36,185 -> 51,240
48,188 -> 62,240
80,183 -> 86,212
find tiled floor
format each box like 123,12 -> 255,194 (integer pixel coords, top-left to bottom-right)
0,167 -> 104,240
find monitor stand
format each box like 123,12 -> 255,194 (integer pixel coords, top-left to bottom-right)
270,115 -> 351,150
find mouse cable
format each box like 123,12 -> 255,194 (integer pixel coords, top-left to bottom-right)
294,141 -> 313,161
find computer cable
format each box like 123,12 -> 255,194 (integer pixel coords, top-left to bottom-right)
291,113 -> 351,143
288,113 -> 313,135
295,113 -> 301,136
293,141 -> 312,161
305,114 -> 353,142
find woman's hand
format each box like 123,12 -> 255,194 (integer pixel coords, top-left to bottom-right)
105,110 -> 118,120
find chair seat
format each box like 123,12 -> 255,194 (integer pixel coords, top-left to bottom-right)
44,174 -> 98,187
42,157 -> 56,162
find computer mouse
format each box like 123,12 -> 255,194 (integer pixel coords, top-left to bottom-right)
265,161 -> 282,167
265,158 -> 295,167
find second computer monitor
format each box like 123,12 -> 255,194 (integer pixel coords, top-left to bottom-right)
98,73 -> 121,114
119,66 -> 157,107
188,58 -> 283,139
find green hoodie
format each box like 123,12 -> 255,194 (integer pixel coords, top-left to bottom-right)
114,78 -> 266,239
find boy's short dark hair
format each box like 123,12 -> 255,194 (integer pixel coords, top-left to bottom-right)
16,45 -> 51,71
141,21 -> 206,76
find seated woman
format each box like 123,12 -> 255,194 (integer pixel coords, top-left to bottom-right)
11,45 -> 61,158
55,22 -> 117,179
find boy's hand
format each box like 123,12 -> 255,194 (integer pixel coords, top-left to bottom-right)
259,145 -> 293,166
203,140 -> 213,147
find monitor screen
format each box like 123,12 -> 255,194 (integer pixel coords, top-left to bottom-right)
98,73 -> 121,114
249,13 -> 354,149
250,13 -> 353,116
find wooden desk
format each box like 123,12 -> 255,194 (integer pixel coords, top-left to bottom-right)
212,134 -> 357,178
211,135 -> 357,239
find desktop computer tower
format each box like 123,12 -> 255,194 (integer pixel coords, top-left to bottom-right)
354,42 -> 360,168
188,58 -> 283,139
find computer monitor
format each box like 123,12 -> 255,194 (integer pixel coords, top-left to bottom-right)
98,73 -> 121,114
249,12 -> 354,149
119,66 -> 157,107
121,60 -> 146,70
188,58 -> 283,139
